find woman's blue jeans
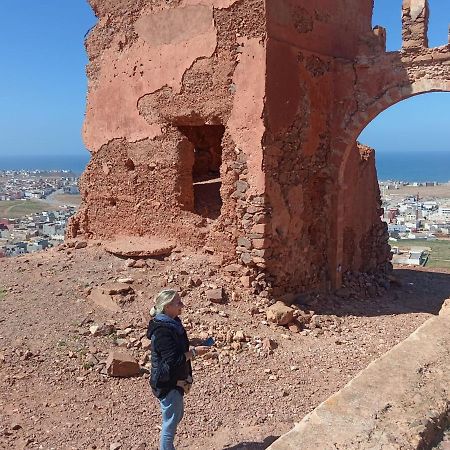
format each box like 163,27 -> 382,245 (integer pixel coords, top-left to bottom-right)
159,389 -> 184,450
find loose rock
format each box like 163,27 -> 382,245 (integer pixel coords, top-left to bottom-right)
205,288 -> 225,304
266,301 -> 294,326
106,351 -> 140,377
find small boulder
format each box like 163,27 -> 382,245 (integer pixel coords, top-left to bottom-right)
88,288 -> 121,313
102,282 -> 133,296
223,264 -> 241,273
233,330 -> 246,342
240,276 -> 253,288
133,259 -> 148,269
115,339 -> 129,348
106,351 -> 140,377
262,338 -> 278,351
288,321 -> 302,333
140,337 -> 151,351
117,277 -> 134,284
74,241 -> 88,250
266,301 -> 294,325
205,288 -> 225,304
116,328 -> 133,338
90,323 -> 116,337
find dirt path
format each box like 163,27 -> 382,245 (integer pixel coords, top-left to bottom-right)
0,246 -> 449,450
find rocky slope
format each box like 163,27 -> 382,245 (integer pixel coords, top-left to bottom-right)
0,243 -> 449,450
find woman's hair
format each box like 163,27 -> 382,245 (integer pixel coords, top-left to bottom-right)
150,289 -> 178,317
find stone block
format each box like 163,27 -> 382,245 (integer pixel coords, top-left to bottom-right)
251,224 -> 265,235
252,238 -> 271,249
205,288 -> 225,304
237,237 -> 252,249
106,351 -> 140,377
266,301 -> 294,326
240,275 -> 253,288
104,237 -> 175,257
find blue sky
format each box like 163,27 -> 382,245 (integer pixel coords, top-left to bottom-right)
0,1 -> 96,157
0,1 -> 448,158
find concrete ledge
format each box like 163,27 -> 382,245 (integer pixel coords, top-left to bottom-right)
268,301 -> 450,450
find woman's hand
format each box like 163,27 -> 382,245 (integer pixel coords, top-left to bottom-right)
185,346 -> 210,360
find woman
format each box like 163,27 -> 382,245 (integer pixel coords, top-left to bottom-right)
147,289 -> 209,450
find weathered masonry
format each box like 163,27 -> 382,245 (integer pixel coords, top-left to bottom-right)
69,0 -> 450,297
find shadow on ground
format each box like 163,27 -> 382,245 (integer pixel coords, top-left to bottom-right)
223,436 -> 278,450
298,268 -> 450,318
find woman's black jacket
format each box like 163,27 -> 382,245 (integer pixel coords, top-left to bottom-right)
147,316 -> 192,399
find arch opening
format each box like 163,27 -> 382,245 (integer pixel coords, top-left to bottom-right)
333,90 -> 450,289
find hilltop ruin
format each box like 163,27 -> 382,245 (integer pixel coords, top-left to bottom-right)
69,0 -> 450,297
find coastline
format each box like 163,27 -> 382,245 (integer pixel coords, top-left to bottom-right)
1,150 -> 449,182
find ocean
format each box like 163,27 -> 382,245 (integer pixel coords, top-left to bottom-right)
1,151 -> 449,183
0,153 -> 90,175
375,150 -> 450,183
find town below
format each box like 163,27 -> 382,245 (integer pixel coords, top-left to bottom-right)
0,170 -> 80,257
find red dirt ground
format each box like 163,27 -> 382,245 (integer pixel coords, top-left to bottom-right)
0,244 -> 449,450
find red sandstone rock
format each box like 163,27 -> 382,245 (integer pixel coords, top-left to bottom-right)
104,237 -> 175,258
205,288 -> 225,304
266,302 -> 294,326
288,321 -> 302,334
88,288 -> 121,313
106,351 -> 140,378
262,338 -> 278,352
240,276 -> 253,288
102,282 -> 133,296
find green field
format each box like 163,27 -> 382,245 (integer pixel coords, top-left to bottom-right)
0,200 -> 55,219
394,239 -> 450,269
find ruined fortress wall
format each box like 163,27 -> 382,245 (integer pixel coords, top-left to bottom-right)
70,0 -> 267,257
262,0 -> 378,295
341,143 -> 390,274
329,0 -> 450,289
71,0 -> 450,297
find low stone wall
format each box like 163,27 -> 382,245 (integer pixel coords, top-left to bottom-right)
268,300 -> 450,450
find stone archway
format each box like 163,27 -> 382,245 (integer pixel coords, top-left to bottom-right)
332,79 -> 450,288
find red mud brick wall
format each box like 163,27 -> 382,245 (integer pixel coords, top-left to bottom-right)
69,0 -> 267,258
340,143 -> 390,275
262,0 -> 374,295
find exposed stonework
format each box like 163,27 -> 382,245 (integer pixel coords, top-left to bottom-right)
69,0 -> 450,298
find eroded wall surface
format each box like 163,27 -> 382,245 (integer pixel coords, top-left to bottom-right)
262,0 -> 373,295
70,0 -> 267,258
341,143 -> 390,275
71,0 -> 450,298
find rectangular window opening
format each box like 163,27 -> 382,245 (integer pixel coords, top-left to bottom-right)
177,124 -> 225,220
